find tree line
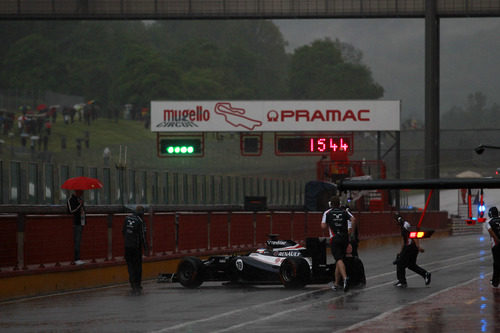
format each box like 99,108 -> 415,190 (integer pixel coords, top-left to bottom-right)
0,20 -> 384,110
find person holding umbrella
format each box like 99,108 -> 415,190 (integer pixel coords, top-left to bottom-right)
62,176 -> 103,265
67,189 -> 86,265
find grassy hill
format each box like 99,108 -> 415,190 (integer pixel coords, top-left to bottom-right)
1,116 -> 319,181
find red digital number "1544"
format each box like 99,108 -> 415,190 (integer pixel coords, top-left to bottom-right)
310,138 -> 349,152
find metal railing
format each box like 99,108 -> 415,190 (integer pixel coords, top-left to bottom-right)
1,0 -> 499,19
0,158 -> 305,208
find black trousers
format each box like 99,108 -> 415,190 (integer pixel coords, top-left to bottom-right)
351,239 -> 359,257
397,243 -> 427,283
125,247 -> 143,290
492,245 -> 500,285
73,225 -> 83,261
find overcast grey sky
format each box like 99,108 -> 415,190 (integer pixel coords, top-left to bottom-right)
274,18 -> 500,122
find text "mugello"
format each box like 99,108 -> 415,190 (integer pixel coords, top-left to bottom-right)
266,109 -> 370,122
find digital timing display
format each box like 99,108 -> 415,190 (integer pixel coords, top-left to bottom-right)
275,134 -> 353,156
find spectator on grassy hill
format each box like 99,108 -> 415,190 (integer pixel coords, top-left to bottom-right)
84,104 -> 91,125
70,107 -> 76,123
4,113 -> 14,134
48,106 -> 57,123
45,119 -> 52,136
63,107 -> 70,124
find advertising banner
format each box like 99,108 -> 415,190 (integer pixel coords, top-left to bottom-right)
150,100 -> 400,132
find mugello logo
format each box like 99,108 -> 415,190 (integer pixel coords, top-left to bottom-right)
157,106 -> 210,128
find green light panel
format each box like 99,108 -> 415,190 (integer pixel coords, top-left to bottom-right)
159,138 -> 203,156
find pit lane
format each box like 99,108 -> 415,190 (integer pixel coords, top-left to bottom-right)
0,233 -> 495,333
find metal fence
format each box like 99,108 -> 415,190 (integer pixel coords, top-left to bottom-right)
0,158 -> 305,208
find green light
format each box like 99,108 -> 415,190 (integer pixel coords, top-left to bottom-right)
160,137 -> 202,157
167,145 -> 195,155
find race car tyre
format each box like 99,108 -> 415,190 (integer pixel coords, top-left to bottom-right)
279,257 -> 311,289
177,257 -> 204,288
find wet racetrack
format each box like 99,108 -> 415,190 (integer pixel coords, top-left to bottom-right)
1,233 -> 498,333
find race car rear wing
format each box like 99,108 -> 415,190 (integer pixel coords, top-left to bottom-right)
337,177 -> 500,228
338,177 -> 500,191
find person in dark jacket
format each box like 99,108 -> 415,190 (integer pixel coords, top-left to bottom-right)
486,206 -> 500,288
321,196 -> 352,292
123,206 -> 149,295
67,190 -> 86,265
393,213 -> 431,288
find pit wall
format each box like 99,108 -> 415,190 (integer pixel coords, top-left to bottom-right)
0,210 -> 450,300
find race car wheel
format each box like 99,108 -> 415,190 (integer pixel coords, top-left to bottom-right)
177,257 -> 204,288
279,257 -> 310,289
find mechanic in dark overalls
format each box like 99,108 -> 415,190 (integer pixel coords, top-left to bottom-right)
122,206 -> 149,295
322,195 -> 352,292
394,213 -> 431,288
486,206 -> 500,288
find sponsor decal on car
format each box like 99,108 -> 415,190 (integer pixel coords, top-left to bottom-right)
274,251 -> 302,257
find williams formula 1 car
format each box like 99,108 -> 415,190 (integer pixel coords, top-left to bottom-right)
162,235 -> 338,289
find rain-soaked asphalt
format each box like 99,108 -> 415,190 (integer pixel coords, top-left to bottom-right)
1,233 -> 498,333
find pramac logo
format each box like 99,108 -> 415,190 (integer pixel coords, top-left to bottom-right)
266,109 -> 371,122
267,110 -> 279,122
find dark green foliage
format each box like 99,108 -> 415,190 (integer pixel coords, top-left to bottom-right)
289,38 -> 384,99
0,21 -> 383,108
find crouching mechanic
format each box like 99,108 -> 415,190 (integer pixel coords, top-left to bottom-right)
486,206 -> 500,288
322,195 -> 352,292
123,205 -> 149,295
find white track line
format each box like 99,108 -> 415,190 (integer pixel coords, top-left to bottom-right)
151,252 -> 488,333
334,273 -> 491,333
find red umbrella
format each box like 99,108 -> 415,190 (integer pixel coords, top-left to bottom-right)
61,176 -> 103,190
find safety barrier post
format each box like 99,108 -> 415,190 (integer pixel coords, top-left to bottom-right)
174,213 -> 179,253
227,212 -> 231,247
252,212 -> 256,247
207,212 -> 211,250
15,213 -> 26,270
227,212 -> 231,249
148,206 -> 154,256
106,214 -> 113,261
